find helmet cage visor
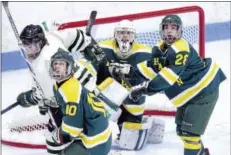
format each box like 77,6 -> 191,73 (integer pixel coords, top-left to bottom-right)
49,58 -> 72,81
159,21 -> 182,44
21,40 -> 42,61
114,28 -> 135,58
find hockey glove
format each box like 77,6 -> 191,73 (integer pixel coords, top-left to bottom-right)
17,88 -> 41,107
108,63 -> 131,78
17,88 -> 49,115
129,81 -> 149,102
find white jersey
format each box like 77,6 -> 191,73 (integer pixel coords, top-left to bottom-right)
29,28 -> 95,102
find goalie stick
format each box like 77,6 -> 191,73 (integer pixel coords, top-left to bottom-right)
84,11 -> 120,111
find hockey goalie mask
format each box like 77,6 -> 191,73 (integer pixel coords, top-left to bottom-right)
160,15 -> 183,45
20,24 -> 47,61
49,49 -> 75,82
114,20 -> 136,59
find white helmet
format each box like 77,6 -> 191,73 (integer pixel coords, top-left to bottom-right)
114,20 -> 136,59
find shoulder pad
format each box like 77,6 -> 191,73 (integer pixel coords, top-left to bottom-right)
99,40 -> 116,49
156,40 -> 165,48
59,77 -> 82,103
131,43 -> 152,53
171,39 -> 190,53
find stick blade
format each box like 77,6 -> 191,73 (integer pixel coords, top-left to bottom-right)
86,10 -> 97,36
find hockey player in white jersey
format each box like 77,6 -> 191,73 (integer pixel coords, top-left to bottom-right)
16,24 -> 96,111
16,24 -> 97,154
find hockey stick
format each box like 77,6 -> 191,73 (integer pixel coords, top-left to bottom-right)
86,10 -> 97,36
85,11 -> 120,111
1,102 -> 19,115
2,1 -> 48,115
86,10 -> 133,88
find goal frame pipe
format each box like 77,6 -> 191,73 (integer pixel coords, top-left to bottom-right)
58,5 -> 205,57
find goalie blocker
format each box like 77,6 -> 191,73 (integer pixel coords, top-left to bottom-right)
117,116 -> 165,150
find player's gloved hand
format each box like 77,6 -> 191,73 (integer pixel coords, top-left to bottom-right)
17,88 -> 41,107
17,88 -> 49,115
47,119 -> 57,132
108,63 -> 131,78
129,81 -> 149,102
45,128 -> 72,154
38,104 -> 48,115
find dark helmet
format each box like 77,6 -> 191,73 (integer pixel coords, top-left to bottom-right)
49,48 -> 75,82
159,14 -> 183,44
20,24 -> 47,46
19,24 -> 47,60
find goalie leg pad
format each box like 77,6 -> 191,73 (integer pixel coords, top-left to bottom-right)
147,118 -> 165,144
118,116 -> 153,150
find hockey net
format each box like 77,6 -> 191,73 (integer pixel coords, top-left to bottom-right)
2,5 -> 205,149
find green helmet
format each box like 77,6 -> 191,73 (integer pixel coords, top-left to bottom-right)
49,48 -> 75,81
160,14 -> 183,44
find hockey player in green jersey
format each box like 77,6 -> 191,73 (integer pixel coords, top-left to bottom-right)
95,20 -> 165,150
48,49 -> 112,155
129,14 -> 226,155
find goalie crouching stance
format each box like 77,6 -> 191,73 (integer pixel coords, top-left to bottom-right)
47,49 -> 112,155
94,20 -> 166,150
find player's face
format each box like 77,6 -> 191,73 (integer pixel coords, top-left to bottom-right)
52,60 -> 67,76
115,29 -> 135,43
162,23 -> 179,44
21,38 -> 42,61
115,29 -> 135,58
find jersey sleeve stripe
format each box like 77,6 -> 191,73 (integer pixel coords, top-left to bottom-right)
61,121 -> 83,137
88,94 -> 106,117
171,61 -> 219,107
76,30 -> 85,51
78,68 -> 88,83
159,67 -> 179,85
78,59 -> 97,75
80,125 -> 111,148
122,103 -> 145,116
137,61 -> 157,80
68,29 -> 80,52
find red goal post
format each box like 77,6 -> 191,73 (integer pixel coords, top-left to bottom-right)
2,5 -> 205,149
58,5 -> 205,57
